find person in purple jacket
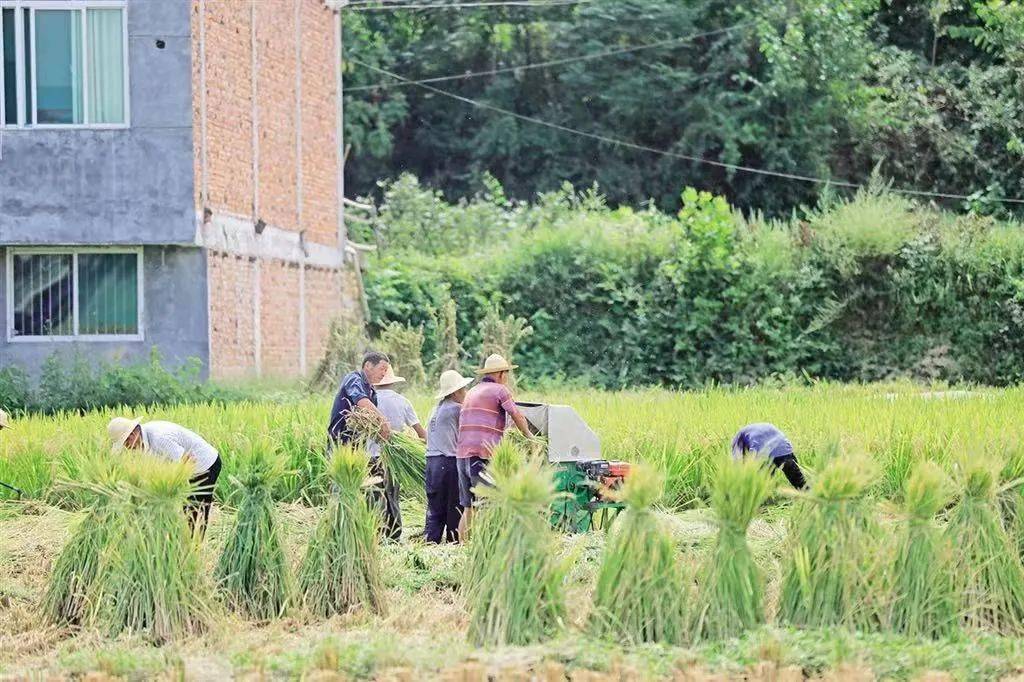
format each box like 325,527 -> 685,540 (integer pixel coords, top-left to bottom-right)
731,422 -> 807,489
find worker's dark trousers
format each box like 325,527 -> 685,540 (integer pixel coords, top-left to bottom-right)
186,456 -> 222,539
771,454 -> 807,490
367,457 -> 403,542
424,456 -> 462,543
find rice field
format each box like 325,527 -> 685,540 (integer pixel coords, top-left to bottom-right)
6,383 -> 1024,679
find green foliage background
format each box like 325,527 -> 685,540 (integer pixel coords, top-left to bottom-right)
364,177 -> 1024,388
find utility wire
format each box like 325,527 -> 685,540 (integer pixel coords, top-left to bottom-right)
347,0 -> 593,10
346,24 -> 750,92
349,58 -> 1024,205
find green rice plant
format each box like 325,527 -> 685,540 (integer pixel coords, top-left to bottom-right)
589,463 -> 687,644
297,446 -> 386,617
214,437 -> 291,621
693,457 -> 774,640
886,461 -> 957,638
489,438 -> 528,478
42,449 -> 124,625
946,457 -> 1024,635
273,416 -> 330,506
346,408 -> 426,501
464,457 -> 567,646
778,455 -> 876,630
89,458 -> 212,643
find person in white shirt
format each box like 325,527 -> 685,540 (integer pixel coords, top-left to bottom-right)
368,367 -> 426,541
108,417 -> 222,537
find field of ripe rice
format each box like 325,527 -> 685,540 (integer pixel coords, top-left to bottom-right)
6,383 -> 1024,680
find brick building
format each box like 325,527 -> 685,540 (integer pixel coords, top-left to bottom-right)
0,0 -> 361,379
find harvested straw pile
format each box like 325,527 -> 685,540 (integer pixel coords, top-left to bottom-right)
589,463 -> 687,644
89,459 -> 212,642
886,461 -> 956,638
778,455 -> 876,629
215,438 -> 291,621
298,446 -> 386,617
464,456 -> 566,646
946,458 -> 1024,634
694,458 -> 774,640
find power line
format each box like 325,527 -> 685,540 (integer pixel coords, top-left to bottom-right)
346,24 -> 750,92
347,0 -> 593,10
348,58 -> 1024,205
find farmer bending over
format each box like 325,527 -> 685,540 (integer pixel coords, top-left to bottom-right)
731,422 -> 807,489
108,417 -> 223,536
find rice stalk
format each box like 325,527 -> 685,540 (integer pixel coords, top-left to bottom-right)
89,459 -> 212,643
464,456 -> 566,646
589,463 -> 687,644
778,455 -> 876,629
346,408 -> 426,501
887,461 -> 957,638
694,457 -> 774,640
214,437 -> 291,621
297,446 -> 386,617
946,457 -> 1024,635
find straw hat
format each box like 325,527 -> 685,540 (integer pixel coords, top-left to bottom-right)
435,370 -> 474,400
108,416 -> 142,452
373,365 -> 407,388
475,353 -> 518,375
0,409 -> 9,430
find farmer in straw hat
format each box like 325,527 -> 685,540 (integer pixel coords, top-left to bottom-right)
366,365 -> 427,541
107,417 -> 223,536
424,369 -> 474,543
731,422 -> 807,489
457,354 -> 533,536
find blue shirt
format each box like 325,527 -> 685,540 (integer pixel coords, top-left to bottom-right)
731,423 -> 794,461
426,399 -> 461,458
327,370 -> 376,444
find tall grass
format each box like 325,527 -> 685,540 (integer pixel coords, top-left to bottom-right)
464,456 -> 566,646
886,461 -> 957,638
297,446 -> 386,617
778,455 -> 876,629
89,459 -> 212,642
946,458 -> 1024,635
589,463 -> 687,644
214,437 -> 291,621
694,458 -> 774,640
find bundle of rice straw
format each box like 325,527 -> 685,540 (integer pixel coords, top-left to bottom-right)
886,461 -> 957,638
589,463 -> 686,644
214,438 -> 291,621
297,446 -> 386,617
694,457 -> 774,640
346,408 -> 426,500
464,456 -> 566,646
90,459 -> 212,642
946,457 -> 1024,634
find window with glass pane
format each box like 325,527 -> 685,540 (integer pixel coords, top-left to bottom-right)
87,9 -> 124,124
11,254 -> 74,337
78,253 -> 138,335
2,9 -> 16,125
35,9 -> 83,124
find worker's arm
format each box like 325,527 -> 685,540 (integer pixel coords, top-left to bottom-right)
510,410 -> 532,439
356,398 -> 392,439
412,423 -> 427,441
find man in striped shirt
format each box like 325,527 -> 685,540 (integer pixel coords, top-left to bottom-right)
456,354 -> 532,534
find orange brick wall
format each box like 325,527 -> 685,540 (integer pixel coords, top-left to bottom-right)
192,0 -> 352,380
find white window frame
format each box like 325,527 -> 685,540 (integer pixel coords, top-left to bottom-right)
0,0 -> 129,130
5,246 -> 145,342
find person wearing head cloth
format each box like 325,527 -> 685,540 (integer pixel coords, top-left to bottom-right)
423,370 -> 474,543
731,422 -> 807,489
107,416 -> 223,536
456,354 -> 533,536
366,365 -> 426,542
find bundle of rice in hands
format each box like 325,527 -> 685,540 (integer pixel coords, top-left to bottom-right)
89,459 -> 212,643
694,458 -> 774,640
214,438 -> 291,621
43,450 -> 124,626
778,455 -> 876,630
887,461 -> 957,638
346,407 -> 426,501
589,463 -> 687,644
946,458 -> 1024,634
297,446 -> 386,618
464,456 -> 567,646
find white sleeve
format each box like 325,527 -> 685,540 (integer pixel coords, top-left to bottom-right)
404,399 -> 420,426
151,435 -> 186,462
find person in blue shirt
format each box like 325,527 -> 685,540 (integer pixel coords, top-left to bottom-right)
731,422 -> 807,489
327,351 -> 393,447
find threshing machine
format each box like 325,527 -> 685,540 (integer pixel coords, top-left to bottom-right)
515,402 -> 631,532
